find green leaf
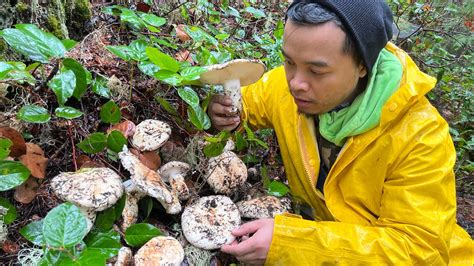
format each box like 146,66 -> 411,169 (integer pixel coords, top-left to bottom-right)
267,180 -> 290,197
20,220 -> 44,245
42,202 -> 88,248
180,66 -> 206,81
0,197 -> 17,224
0,138 -> 13,160
139,13 -> 166,28
234,131 -> 247,151
107,130 -> 127,153
177,87 -> 200,107
61,39 -> 78,50
62,58 -> 87,100
100,100 -> 121,124
138,60 -> 160,76
155,96 -> 179,117
0,160 -> 31,191
244,7 -> 266,18
106,45 -> 133,61
17,105 -> 51,123
55,106 -> 83,119
188,106 -> 211,131
183,26 -> 218,46
121,8 -> 146,30
124,223 -> 162,247
0,24 -> 66,63
153,70 -> 183,86
74,248 -> 109,265
77,133 -> 107,154
215,33 -> 230,40
92,76 -> 111,98
95,195 -> 125,231
0,61 -> 35,84
83,229 -> 121,259
146,46 -> 180,73
203,142 -> 225,157
48,69 -> 76,105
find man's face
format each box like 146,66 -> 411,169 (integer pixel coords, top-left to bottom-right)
282,20 -> 367,115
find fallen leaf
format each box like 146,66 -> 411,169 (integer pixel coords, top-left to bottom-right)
14,176 -> 40,204
175,24 -> 190,42
1,240 -> 19,254
0,127 -> 26,157
175,49 -> 194,64
80,161 -> 105,169
130,148 -> 161,171
77,154 -> 91,169
19,143 -> 48,179
108,120 -> 136,138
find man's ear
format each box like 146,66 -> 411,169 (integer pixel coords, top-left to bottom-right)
358,63 -> 367,78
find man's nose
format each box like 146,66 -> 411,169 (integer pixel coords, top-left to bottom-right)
289,72 -> 309,93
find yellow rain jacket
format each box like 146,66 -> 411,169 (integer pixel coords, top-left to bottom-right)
241,43 -> 473,265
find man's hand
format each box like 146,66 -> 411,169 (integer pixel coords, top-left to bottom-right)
221,218 -> 274,265
208,95 -> 241,131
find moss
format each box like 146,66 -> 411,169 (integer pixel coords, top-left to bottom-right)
66,0 -> 92,39
47,15 -> 64,39
15,2 -> 29,14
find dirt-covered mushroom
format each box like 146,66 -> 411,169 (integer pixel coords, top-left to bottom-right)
199,59 -> 265,113
119,147 -> 181,218
134,236 -> 184,266
236,196 -> 291,219
206,151 -> 247,194
115,247 -> 132,266
159,161 -> 191,201
50,167 -> 123,232
181,195 -> 241,250
131,119 -> 171,151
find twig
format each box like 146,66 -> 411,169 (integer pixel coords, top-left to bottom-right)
67,121 -> 78,171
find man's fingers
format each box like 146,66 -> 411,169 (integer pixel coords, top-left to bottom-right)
232,220 -> 261,236
220,240 -> 254,256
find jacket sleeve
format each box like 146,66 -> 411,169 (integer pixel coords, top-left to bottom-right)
266,112 -> 461,265
241,66 -> 287,130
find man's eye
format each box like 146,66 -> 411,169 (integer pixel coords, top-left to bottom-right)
285,59 -> 295,66
310,70 -> 325,76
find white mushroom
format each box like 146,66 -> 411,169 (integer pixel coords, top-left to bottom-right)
159,161 -> 191,201
134,236 -> 184,266
181,195 -> 241,250
132,119 -> 171,151
119,147 -> 181,221
236,196 -> 291,219
115,247 -> 132,266
50,167 -> 124,232
206,151 -> 247,194
120,179 -> 146,231
199,59 -> 265,113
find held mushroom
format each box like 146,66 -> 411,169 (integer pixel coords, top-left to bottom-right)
199,59 -> 265,113
50,167 -> 124,232
119,147 -> 181,216
206,151 -> 247,194
236,196 -> 291,219
131,119 -> 171,151
181,195 -> 241,250
159,161 -> 191,201
134,236 -> 184,266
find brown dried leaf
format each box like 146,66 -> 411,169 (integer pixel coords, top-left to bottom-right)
108,120 -> 136,138
1,240 -> 19,254
175,24 -> 190,42
130,148 -> 161,171
80,161 -> 105,169
0,127 -> 26,157
77,154 -> 91,169
175,49 -> 194,64
14,176 -> 40,204
19,144 -> 48,179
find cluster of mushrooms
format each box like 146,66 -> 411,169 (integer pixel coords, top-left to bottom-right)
50,59 -> 289,265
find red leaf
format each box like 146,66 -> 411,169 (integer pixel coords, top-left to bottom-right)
14,176 -> 40,204
0,127 -> 26,158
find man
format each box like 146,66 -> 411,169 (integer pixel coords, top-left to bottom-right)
209,1 -> 472,265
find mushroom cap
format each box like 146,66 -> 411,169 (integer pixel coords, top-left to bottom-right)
134,236 -> 184,266
206,151 -> 247,194
181,195 -> 241,250
159,161 -> 190,181
50,167 -> 123,211
132,119 -> 171,151
236,196 -> 290,219
115,247 -> 132,266
199,59 -> 265,86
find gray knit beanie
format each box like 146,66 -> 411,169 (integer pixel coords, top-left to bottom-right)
287,0 -> 394,74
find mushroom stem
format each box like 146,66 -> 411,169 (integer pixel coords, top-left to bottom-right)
223,79 -> 242,113
169,174 -> 190,201
121,180 -> 145,231
78,207 -> 96,233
